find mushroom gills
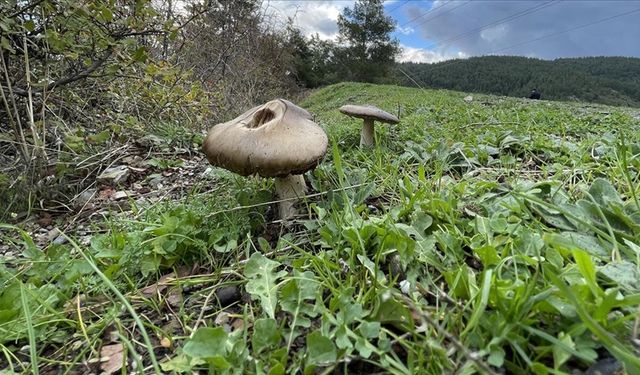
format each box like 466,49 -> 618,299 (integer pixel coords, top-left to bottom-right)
274,174 -> 307,219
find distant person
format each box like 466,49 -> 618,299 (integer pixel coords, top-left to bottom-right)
529,88 -> 541,100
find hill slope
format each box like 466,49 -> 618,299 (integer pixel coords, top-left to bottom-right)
3,82 -> 640,374
397,56 -> 640,107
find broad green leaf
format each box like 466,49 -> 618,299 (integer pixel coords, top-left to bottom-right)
474,245 -> 500,266
358,321 -> 380,339
544,232 -> 609,258
267,363 -> 285,375
411,211 -> 433,233
488,346 -> 505,367
599,261 -> 640,292
373,295 -> 412,327
333,293 -> 366,325
475,216 -> 491,235
280,271 -> 318,347
183,327 -> 228,359
355,336 -> 375,358
306,332 -> 336,365
252,318 -> 281,353
588,178 -> 622,207
334,325 -> 352,350
552,332 -> 575,369
160,353 -> 204,373
244,252 -> 287,319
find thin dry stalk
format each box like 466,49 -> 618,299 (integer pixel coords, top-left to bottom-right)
0,48 -> 29,161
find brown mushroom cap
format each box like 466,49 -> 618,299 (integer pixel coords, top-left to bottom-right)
339,105 -> 399,124
203,99 -> 328,178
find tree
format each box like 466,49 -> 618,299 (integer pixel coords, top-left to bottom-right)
336,0 -> 400,82
177,0 -> 298,116
288,27 -> 338,88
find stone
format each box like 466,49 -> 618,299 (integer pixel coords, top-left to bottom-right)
97,166 -> 129,185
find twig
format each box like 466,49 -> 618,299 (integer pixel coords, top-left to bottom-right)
8,47 -> 114,97
191,287 -> 218,334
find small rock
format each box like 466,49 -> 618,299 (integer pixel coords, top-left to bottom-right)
53,236 -> 68,245
112,191 -> 129,200
463,95 -> 473,103
73,189 -> 97,208
97,166 -> 129,185
148,177 -> 163,189
136,134 -> 165,147
135,197 -> 149,208
46,228 -> 61,242
215,311 -> 231,325
121,155 -> 143,165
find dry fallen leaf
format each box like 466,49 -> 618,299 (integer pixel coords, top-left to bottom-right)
165,286 -> 183,307
100,343 -> 124,374
140,272 -> 175,297
99,187 -> 117,200
36,213 -> 53,226
231,319 -> 245,331
140,268 -> 190,299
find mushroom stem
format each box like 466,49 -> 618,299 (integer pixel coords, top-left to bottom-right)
274,174 -> 307,219
360,118 -> 375,147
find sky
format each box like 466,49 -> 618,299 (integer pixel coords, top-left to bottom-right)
265,0 -> 640,63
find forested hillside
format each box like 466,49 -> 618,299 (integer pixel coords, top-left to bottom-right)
397,56 -> 640,107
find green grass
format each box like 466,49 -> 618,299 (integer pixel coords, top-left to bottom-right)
2,82 -> 640,374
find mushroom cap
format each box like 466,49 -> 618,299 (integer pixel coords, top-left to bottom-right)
203,99 -> 328,178
339,105 -> 399,124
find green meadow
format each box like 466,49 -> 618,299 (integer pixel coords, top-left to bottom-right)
2,82 -> 640,374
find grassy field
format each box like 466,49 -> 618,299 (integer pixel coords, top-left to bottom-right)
2,82 -> 640,374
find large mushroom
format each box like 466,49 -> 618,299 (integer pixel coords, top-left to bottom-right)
203,99 -> 328,219
339,105 -> 399,148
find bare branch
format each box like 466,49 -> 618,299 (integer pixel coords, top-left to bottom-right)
5,47 -> 114,97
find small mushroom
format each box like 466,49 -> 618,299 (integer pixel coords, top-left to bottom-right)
203,99 -> 328,219
339,105 -> 399,148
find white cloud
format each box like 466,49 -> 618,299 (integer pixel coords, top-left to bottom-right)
398,45 -> 467,63
396,25 -> 415,35
479,24 -> 509,43
406,1 -> 640,59
264,1 -> 353,40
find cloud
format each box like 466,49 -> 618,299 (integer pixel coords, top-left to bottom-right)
265,1 -> 352,40
398,45 -> 467,63
396,25 -> 414,35
404,0 -> 640,59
